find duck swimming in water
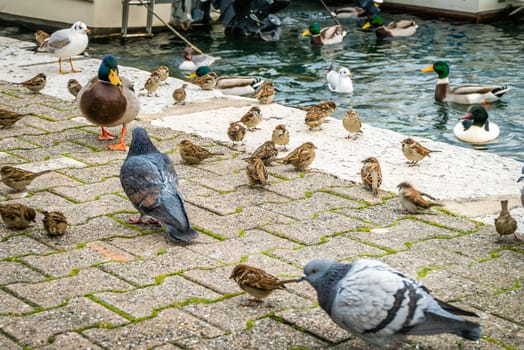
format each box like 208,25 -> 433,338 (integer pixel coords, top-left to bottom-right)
421,61 -> 509,104
453,104 -> 499,144
187,66 -> 264,96
302,23 -> 346,46
362,15 -> 418,39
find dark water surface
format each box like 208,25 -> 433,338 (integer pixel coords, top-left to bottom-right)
2,1 -> 523,161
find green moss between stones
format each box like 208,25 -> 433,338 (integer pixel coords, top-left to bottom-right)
192,225 -> 226,241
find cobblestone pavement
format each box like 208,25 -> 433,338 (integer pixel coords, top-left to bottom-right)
0,80 -> 522,350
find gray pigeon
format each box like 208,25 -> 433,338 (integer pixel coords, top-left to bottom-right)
120,127 -> 198,242
300,259 -> 481,347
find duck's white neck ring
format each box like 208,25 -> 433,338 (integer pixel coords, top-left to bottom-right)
437,77 -> 449,85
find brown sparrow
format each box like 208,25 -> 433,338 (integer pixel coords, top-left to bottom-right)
397,182 -> 442,214
245,156 -> 269,187
178,139 -> 223,165
19,73 -> 47,93
227,121 -> 246,147
361,157 -> 382,196
0,166 -> 52,192
42,210 -> 68,236
342,109 -> 362,139
172,83 -> 187,105
0,203 -> 36,229
192,71 -> 217,90
494,200 -> 518,241
34,29 -> 50,46
272,124 -> 290,151
154,65 -> 170,84
277,142 -> 316,171
238,106 -> 262,131
251,141 -> 278,166
0,109 -> 32,128
67,79 -> 82,98
142,71 -> 162,97
229,264 -> 293,303
305,101 -> 336,130
254,81 -> 275,104
401,137 -> 441,166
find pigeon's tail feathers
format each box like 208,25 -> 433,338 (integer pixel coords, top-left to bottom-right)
165,223 -> 198,242
405,312 -> 481,341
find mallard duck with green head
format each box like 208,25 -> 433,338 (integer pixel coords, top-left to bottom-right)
77,55 -> 140,151
302,23 -> 346,46
187,66 -> 264,96
362,15 -> 417,38
421,61 -> 509,104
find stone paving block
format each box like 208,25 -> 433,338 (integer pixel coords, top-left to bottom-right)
52,176 -> 122,202
183,294 -> 312,333
95,275 -> 222,319
475,312 -> 524,350
188,187 -> 288,215
336,197 -> 407,227
469,286 -> 523,326
178,317 -> 326,349
82,308 -> 223,350
192,171 -> 250,193
184,254 -> 306,297
381,241 -> 476,280
179,178 -> 220,198
25,171 -> 83,193
325,184 -> 393,205
271,236 -> 387,267
187,204 -> 294,240
0,151 -> 26,166
0,235 -> 55,259
265,211 -> 371,245
69,146 -> 127,165
32,216 -> 141,250
446,250 -> 524,291
60,161 -> 121,184
276,306 -> 351,343
415,212 -> 477,232
0,136 -> 37,150
0,334 -> 21,350
100,249 -> 221,286
7,268 -> 133,308
0,261 -> 45,285
261,191 -> 361,221
195,157 -> 245,176
173,164 -> 218,185
57,194 -> 133,225
38,332 -> 104,350
268,171 -> 353,200
187,229 -> 299,264
10,142 -> 94,162
0,289 -> 33,314
21,243 -> 133,277
345,218 -> 462,252
0,297 -> 128,348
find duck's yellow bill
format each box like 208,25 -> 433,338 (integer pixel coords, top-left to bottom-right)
108,69 -> 122,86
362,22 -> 371,29
421,65 -> 434,73
302,29 -> 311,36
186,72 -> 197,79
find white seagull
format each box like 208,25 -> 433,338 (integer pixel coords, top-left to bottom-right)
326,65 -> 354,93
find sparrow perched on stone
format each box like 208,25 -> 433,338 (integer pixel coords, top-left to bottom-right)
42,210 -> 68,236
153,65 -> 169,84
245,156 -> 269,187
172,83 -> 187,105
230,264 -> 294,304
251,141 -> 278,166
397,182 -> 442,214
192,71 -> 217,90
67,79 -> 82,98
0,166 -> 52,192
254,81 -> 275,104
272,124 -> 290,151
238,106 -> 262,131
178,139 -> 224,165
142,71 -> 162,97
494,200 -> 518,241
361,156 -> 382,196
0,203 -> 36,229
401,137 -> 441,166
277,142 -> 316,171
18,73 -> 47,93
342,109 -> 362,139
227,121 -> 246,147
305,101 -> 336,130
34,29 -> 50,46
0,109 -> 32,128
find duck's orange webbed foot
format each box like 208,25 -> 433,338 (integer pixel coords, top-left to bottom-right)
99,127 -> 116,141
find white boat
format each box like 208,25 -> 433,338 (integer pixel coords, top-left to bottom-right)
0,0 -> 173,37
382,0 -> 524,22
